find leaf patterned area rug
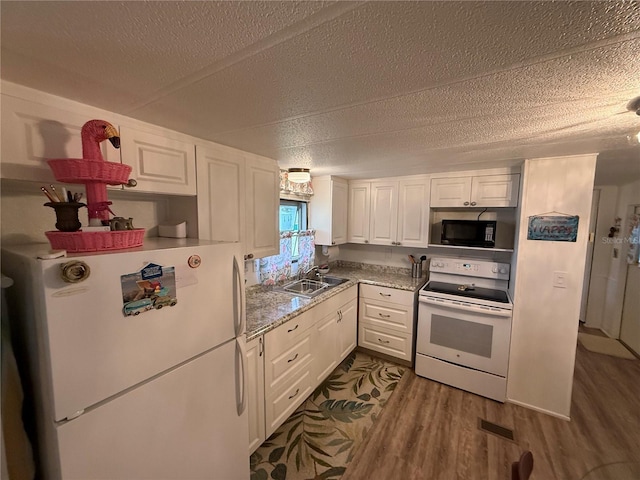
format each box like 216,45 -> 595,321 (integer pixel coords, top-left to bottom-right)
250,351 -> 405,480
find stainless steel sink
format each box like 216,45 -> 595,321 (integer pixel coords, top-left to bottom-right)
281,279 -> 329,298
280,276 -> 349,298
319,275 -> 349,287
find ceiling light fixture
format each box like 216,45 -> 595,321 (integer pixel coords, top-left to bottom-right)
288,168 -> 311,183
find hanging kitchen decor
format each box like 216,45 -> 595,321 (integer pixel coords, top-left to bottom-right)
527,211 -> 579,242
44,119 -> 144,252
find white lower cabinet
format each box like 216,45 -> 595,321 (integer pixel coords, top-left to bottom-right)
258,285 -> 358,441
358,284 -> 417,362
247,336 -> 265,455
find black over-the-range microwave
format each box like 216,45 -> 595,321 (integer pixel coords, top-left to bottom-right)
441,219 -> 497,248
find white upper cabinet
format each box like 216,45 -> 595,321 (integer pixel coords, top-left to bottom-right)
1,93 -> 121,183
310,176 -> 348,246
347,182 -> 371,244
196,143 -> 245,244
119,126 -> 196,195
350,176 -> 429,247
396,177 -> 430,248
430,174 -> 520,208
369,180 -> 399,245
244,153 -> 280,260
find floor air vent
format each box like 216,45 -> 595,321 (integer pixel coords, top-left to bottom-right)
478,418 -> 515,442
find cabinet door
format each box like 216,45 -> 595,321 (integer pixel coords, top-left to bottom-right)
396,177 -> 429,247
119,126 -> 196,195
245,154 -> 279,260
1,94 -> 120,183
247,337 -> 265,454
315,312 -> 339,383
471,174 -> 520,207
338,299 -> 358,361
369,181 -> 398,245
430,177 -> 472,207
331,179 -> 349,245
348,182 -> 371,244
196,144 -> 245,243
310,176 -> 347,246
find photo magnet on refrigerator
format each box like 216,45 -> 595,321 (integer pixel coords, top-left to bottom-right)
120,263 -> 178,317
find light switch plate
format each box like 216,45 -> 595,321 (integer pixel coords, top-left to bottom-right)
553,271 -> 568,288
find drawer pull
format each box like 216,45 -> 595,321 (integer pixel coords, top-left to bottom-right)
289,388 -> 300,400
378,338 -> 390,344
287,324 -> 299,333
378,313 -> 391,318
287,353 -> 299,363
379,292 -> 391,297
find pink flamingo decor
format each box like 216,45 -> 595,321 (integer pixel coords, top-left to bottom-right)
82,120 -> 121,224
45,119 -> 145,252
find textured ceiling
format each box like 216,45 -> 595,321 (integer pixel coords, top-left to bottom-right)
1,1 -> 639,183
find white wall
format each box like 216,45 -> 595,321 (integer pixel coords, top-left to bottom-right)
601,179 -> 640,338
508,154 -> 597,419
330,243 -> 512,270
0,179 -> 177,245
584,186 -> 618,329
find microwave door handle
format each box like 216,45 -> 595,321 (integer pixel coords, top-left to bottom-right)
420,296 -> 512,318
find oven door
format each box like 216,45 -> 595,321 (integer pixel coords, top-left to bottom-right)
417,295 -> 512,376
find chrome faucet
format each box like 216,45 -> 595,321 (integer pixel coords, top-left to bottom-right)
303,266 -> 320,280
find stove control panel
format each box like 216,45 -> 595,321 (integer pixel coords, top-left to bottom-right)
430,257 -> 510,280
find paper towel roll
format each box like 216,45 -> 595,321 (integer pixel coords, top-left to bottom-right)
321,245 -> 340,258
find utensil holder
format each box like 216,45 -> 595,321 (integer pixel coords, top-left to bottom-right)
45,202 -> 86,232
411,262 -> 423,278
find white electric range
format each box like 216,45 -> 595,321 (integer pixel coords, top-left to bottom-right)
415,257 -> 513,402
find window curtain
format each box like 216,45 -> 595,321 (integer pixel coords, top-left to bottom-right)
280,169 -> 313,198
258,230 -> 315,285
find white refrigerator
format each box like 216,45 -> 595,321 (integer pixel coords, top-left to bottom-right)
2,238 -> 249,479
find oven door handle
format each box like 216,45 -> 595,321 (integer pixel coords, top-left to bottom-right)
419,296 -> 512,318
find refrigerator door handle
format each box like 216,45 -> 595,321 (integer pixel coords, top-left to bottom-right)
235,337 -> 247,416
233,255 -> 245,337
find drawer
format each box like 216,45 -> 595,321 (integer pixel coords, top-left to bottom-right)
359,298 -> 413,334
358,322 -> 412,362
360,283 -> 415,306
312,284 -> 357,320
265,307 -> 316,354
265,332 -> 312,391
265,367 -> 313,438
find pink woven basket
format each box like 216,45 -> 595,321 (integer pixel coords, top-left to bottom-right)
45,229 -> 145,252
48,159 -> 132,185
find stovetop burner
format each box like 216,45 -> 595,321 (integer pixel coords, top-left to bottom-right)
422,281 -> 510,304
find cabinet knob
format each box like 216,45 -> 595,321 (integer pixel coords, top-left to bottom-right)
377,338 -> 390,344
463,201 -> 470,206
364,240 -> 369,244
470,201 -> 477,206
396,242 -> 401,246
125,179 -> 137,188
244,253 -> 254,260
331,241 -> 336,245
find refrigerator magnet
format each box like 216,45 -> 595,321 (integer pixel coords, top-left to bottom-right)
120,264 -> 178,317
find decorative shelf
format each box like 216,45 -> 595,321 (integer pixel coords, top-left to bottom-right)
48,158 -> 131,185
46,229 -> 145,253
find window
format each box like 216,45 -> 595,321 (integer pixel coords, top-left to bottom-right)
280,200 -> 307,258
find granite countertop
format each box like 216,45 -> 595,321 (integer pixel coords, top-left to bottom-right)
245,262 -> 428,341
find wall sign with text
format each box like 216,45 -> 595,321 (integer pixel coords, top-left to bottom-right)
527,215 -> 579,242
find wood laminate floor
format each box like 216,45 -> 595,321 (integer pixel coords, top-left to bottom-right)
342,342 -> 640,480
